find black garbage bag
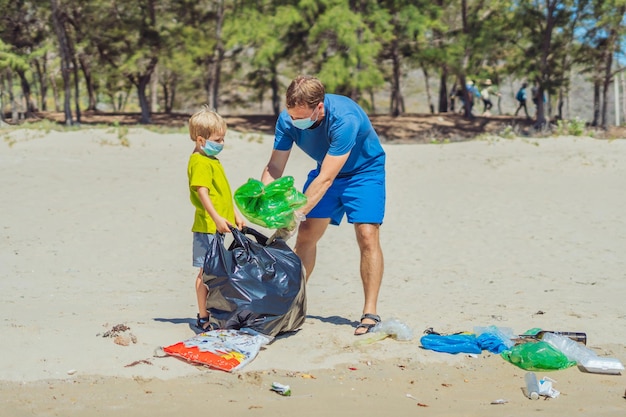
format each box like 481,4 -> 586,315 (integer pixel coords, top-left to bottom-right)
203,226 -> 306,337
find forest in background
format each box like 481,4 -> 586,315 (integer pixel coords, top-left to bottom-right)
0,0 -> 625,129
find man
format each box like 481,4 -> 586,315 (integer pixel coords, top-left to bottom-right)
260,75 -> 386,336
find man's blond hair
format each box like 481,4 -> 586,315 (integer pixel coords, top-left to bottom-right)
188,106 -> 227,141
286,75 -> 325,109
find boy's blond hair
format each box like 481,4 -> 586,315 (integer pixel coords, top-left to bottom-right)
188,107 -> 227,141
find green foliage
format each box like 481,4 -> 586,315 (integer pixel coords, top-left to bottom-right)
308,0 -> 385,101
556,117 -> 586,136
0,0 -> 624,125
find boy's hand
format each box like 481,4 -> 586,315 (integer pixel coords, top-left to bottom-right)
215,217 -> 232,234
235,212 -> 246,230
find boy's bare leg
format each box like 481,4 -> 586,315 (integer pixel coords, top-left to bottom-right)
196,268 -> 209,319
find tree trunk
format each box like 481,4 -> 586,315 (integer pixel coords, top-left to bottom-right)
49,70 -> 60,112
591,80 -> 600,127
33,55 -> 48,111
151,64 -> 158,112
79,53 -> 97,111
0,75 -> 4,123
7,70 -> 18,122
389,38 -> 402,117
535,1 -> 558,127
270,67 -> 280,116
557,87 -> 564,121
422,66 -> 434,114
161,73 -> 176,114
438,71 -> 448,113
50,0 -> 73,125
601,71 -> 611,130
130,57 -> 158,124
622,73 -> 626,125
209,0 -> 225,112
169,83 -> 176,114
71,55 -> 81,123
16,69 -> 35,116
136,74 -> 152,124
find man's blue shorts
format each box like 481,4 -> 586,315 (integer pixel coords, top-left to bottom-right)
304,169 -> 386,226
192,232 -> 217,268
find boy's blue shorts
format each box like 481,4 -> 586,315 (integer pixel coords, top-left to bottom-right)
192,232 -> 217,268
304,169 -> 386,226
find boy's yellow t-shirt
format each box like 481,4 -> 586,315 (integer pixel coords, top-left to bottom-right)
187,153 -> 236,233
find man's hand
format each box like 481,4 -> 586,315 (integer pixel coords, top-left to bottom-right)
268,211 -> 305,243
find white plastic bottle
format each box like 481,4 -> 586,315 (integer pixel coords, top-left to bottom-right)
524,372 -> 540,400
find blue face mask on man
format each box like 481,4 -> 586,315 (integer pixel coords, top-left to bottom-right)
292,106 -> 320,130
202,140 -> 224,156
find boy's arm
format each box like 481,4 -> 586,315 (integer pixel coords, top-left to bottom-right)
234,209 -> 246,230
196,186 -> 232,233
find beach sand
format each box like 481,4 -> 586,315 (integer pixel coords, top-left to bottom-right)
1,127 -> 625,416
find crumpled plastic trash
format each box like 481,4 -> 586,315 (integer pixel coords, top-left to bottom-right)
420,333 -> 483,354
271,382 -> 291,396
354,318 -> 413,346
538,376 -> 560,398
234,177 -> 307,229
501,341 -> 576,370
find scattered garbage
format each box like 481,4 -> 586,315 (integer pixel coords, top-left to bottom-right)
162,329 -> 271,372
419,325 -> 512,354
518,328 -> 587,345
420,325 -> 623,376
354,318 -> 413,346
271,382 -> 292,396
542,332 -> 625,375
490,398 -> 508,405
502,340 -> 576,370
474,325 -> 515,351
524,372 -> 561,399
537,376 -> 560,398
420,333 -> 483,354
524,371 -> 540,399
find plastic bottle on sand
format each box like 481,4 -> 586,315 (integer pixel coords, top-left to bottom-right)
524,372 -> 540,400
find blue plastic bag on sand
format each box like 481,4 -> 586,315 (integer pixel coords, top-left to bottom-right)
476,332 -> 510,354
420,334 -> 482,354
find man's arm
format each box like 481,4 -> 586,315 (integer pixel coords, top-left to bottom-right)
261,149 -> 291,185
298,152 -> 349,216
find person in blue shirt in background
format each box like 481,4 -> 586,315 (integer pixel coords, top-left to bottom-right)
260,75 -> 386,336
515,82 -> 530,119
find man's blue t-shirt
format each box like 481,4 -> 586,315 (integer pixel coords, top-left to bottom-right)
274,94 -> 385,177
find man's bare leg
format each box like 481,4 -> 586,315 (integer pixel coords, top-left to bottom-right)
354,223 -> 384,335
294,217 -> 330,281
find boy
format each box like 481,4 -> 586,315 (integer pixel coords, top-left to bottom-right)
187,107 -> 245,331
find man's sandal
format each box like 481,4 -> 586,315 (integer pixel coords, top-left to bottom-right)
354,313 -> 381,336
196,314 -> 217,332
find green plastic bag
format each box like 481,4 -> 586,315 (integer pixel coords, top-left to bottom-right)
501,341 -> 576,371
234,177 -> 307,229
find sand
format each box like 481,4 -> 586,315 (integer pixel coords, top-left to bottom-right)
1,127 -> 625,416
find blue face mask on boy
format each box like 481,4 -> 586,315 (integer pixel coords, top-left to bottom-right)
202,140 -> 224,156
292,106 -> 320,130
